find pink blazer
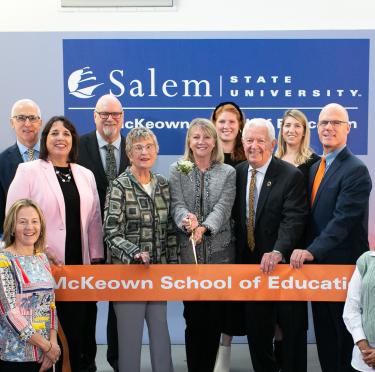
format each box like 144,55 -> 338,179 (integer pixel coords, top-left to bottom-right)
6,159 -> 104,264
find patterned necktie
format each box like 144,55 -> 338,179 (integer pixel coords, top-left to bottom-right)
247,169 -> 257,251
311,156 -> 326,206
27,148 -> 35,161
105,144 -> 117,182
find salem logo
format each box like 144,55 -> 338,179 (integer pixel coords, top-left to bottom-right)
67,67 -> 212,99
68,66 -> 103,99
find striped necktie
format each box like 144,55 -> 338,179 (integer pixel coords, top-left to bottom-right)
247,169 -> 257,251
27,148 -> 35,161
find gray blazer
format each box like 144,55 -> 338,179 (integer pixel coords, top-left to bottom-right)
169,161 -> 236,264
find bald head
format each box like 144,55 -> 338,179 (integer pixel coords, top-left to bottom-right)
319,103 -> 349,123
10,99 -> 42,148
318,103 -> 351,154
94,94 -> 124,143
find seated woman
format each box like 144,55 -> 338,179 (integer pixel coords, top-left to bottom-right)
0,199 -> 60,372
343,250 -> 375,372
103,127 -> 179,372
6,116 -> 104,371
169,118 -> 236,372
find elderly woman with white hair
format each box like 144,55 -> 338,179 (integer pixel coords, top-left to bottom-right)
103,127 -> 179,372
169,118 -> 236,372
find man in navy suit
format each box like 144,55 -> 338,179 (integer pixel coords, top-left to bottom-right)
233,118 -> 308,372
290,103 -> 372,372
78,94 -> 129,372
0,99 -> 42,236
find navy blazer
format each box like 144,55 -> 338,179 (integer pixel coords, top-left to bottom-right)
306,146 -> 372,264
0,144 -> 23,234
78,130 -> 129,217
233,156 -> 308,264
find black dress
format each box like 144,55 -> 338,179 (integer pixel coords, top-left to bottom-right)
298,153 -> 321,186
221,153 -> 247,336
53,167 -> 87,372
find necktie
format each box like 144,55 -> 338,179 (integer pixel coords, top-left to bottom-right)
27,148 -> 35,161
247,169 -> 257,251
311,156 -> 326,206
105,144 -> 117,182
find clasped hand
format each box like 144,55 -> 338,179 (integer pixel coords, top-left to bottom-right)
39,342 -> 60,371
182,213 -> 199,233
361,347 -> 375,369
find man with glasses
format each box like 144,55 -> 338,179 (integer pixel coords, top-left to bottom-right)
290,103 -> 372,372
0,98 -> 42,236
78,94 -> 129,372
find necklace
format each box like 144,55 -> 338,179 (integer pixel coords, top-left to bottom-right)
55,167 -> 72,183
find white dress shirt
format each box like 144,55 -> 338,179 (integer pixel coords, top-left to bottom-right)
343,257 -> 375,372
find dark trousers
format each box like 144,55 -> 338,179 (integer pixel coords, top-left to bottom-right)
106,302 -> 119,370
277,301 -> 307,372
80,302 -> 98,371
56,301 -> 92,372
183,301 -> 222,372
245,301 -> 307,372
0,360 -> 52,372
312,301 -> 356,372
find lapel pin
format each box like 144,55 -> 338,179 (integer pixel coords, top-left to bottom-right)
267,181 -> 272,187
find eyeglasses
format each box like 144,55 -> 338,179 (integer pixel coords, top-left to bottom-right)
132,143 -> 156,153
317,120 -> 348,128
95,111 -> 123,120
12,115 -> 40,123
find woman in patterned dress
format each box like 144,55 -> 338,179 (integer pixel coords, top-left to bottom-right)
0,199 -> 60,372
103,127 -> 179,372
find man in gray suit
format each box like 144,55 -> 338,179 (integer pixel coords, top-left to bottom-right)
0,99 -> 42,236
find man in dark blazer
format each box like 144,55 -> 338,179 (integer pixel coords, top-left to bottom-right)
233,118 -> 308,372
290,103 -> 372,372
0,99 -> 42,236
78,94 -> 129,372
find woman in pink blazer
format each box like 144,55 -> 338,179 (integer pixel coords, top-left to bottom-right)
6,115 -> 104,372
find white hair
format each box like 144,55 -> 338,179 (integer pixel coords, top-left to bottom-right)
242,118 -> 275,141
11,99 -> 41,117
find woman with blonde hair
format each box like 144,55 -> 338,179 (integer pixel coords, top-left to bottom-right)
0,199 -> 60,372
274,109 -> 319,372
275,109 -> 320,180
169,118 -> 236,371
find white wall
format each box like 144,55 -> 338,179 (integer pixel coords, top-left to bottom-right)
1,0 -> 375,32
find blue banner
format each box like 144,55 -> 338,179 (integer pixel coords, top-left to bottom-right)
63,39 -> 369,155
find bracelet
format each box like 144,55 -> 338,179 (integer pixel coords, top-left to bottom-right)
46,341 -> 52,353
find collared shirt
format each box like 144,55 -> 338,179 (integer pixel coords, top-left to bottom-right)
17,141 -> 40,162
323,145 -> 346,173
96,131 -> 121,175
343,252 -> 375,372
246,156 -> 272,221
